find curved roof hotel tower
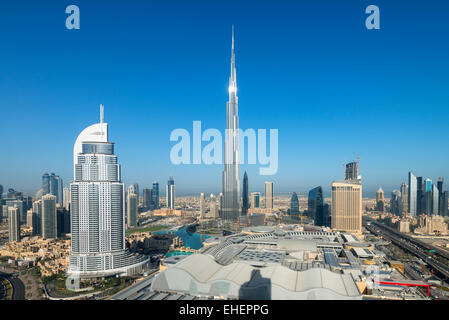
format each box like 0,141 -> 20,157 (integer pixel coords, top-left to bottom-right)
67,105 -> 149,278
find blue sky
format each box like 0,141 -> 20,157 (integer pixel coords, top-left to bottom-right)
0,0 -> 448,197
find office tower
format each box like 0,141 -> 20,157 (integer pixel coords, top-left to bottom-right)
218,192 -> 224,211
142,188 -> 152,210
289,192 -> 300,215
417,176 -> 423,214
221,26 -> 241,222
390,190 -> 402,216
68,106 -> 149,278
438,177 -> 445,215
127,193 -> 138,228
432,184 -> 439,215
408,172 -> 417,216
56,176 -> 63,205
331,181 -> 362,233
63,186 -> 70,210
264,182 -> 274,209
0,184 -> 3,199
42,194 -> 57,239
376,187 -> 384,212
242,172 -> 249,215
8,207 -> 20,242
127,185 -> 136,196
5,199 -> 25,223
199,193 -> 205,218
166,177 -> 175,209
250,192 -> 260,208
32,200 -> 42,236
308,187 -> 326,226
423,179 -> 432,214
2,205 -> 7,220
441,191 -> 449,217
209,194 -> 218,218
42,173 -> 50,195
26,209 -> 33,228
401,183 -> 408,215
152,181 -> 159,210
424,179 -> 432,192
345,161 -> 359,181
132,183 -> 139,204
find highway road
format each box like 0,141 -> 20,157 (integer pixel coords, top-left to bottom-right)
365,221 -> 449,280
0,271 -> 25,300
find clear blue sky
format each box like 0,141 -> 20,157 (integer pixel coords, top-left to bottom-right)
0,0 -> 448,197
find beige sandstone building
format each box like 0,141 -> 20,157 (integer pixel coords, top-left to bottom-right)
331,181 -> 362,234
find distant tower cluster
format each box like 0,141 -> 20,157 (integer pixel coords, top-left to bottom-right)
408,172 -> 448,217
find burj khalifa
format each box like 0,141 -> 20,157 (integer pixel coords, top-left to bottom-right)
221,26 -> 241,221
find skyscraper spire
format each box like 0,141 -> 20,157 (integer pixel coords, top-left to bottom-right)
100,104 -> 104,124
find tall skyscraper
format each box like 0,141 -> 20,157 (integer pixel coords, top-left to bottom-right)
250,192 -> 260,208
0,184 -> 3,200
432,184 -> 439,215
42,173 -> 50,195
142,188 -> 152,210
56,176 -> 63,206
199,193 -> 205,218
408,172 -> 417,216
68,106 -> 149,278
32,200 -> 42,236
8,207 -> 20,242
152,181 -> 159,210
242,171 -> 249,215
289,192 -> 300,216
127,193 -> 138,228
63,186 -> 70,210
309,187 -> 326,226
218,193 -> 224,211
331,181 -> 362,233
264,182 -> 274,209
401,183 -> 408,215
376,187 -> 384,212
417,176 -> 423,215
42,194 -> 57,239
345,161 -> 359,181
440,191 -> 449,217
209,194 -> 218,218
166,177 -> 175,209
438,177 -> 445,216
390,190 -> 402,216
131,183 -> 139,204
221,26 -> 241,222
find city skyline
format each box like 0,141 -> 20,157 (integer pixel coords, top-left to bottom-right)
1,1 -> 449,196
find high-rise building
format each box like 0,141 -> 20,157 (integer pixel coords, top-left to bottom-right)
221,26 -> 241,222
401,183 -> 408,215
209,194 -> 218,218
250,192 -> 260,209
417,176 -> 423,215
152,181 -> 159,210
438,177 -> 445,216
264,182 -> 274,209
440,191 -> 449,217
32,200 -> 42,236
56,176 -> 63,206
127,193 -> 138,229
5,199 -> 25,223
408,172 -> 417,217
218,193 -> 224,211
26,209 -> 33,228
390,190 -> 402,216
199,193 -> 205,218
68,106 -> 149,278
42,194 -> 57,239
345,162 -> 359,181
242,172 -> 249,215
42,173 -> 50,195
143,188 -> 152,211
309,187 -> 327,226
166,177 -> 175,209
331,181 -> 362,233
289,192 -> 300,216
0,184 -> 3,200
132,183 -> 139,204
376,187 -> 384,212
63,186 -> 70,210
432,184 -> 439,215
8,207 -> 20,242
